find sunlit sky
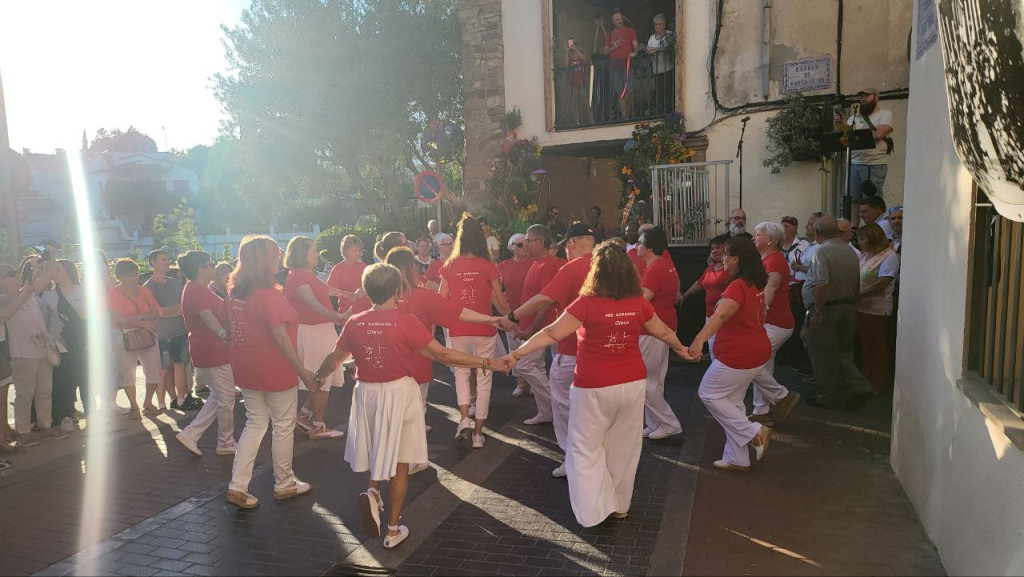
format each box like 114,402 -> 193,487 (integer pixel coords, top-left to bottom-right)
0,0 -> 251,154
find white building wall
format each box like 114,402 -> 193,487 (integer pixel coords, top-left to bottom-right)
891,3 -> 1024,575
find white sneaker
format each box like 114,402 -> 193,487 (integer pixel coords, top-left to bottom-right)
647,426 -> 683,440
60,416 -> 75,433
512,381 -> 529,398
308,424 -> 345,439
455,417 -> 473,440
409,462 -> 431,475
523,415 -> 552,425
175,433 -> 203,457
642,426 -> 654,438
472,433 -> 485,449
551,463 -> 567,478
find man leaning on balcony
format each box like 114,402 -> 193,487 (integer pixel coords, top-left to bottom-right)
601,10 -> 640,120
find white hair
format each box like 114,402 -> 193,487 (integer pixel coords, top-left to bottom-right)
435,233 -> 453,244
507,233 -> 527,251
754,221 -> 785,250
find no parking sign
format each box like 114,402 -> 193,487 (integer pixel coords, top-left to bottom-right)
414,171 -> 444,204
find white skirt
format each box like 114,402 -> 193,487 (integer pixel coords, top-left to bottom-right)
297,322 -> 345,390
345,376 -> 428,481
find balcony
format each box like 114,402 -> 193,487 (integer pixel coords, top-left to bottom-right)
553,51 -> 675,131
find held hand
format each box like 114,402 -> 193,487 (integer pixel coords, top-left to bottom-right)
683,344 -> 703,362
490,357 -> 515,374
495,317 -> 516,332
339,291 -> 358,303
334,311 -> 349,325
299,368 -> 322,392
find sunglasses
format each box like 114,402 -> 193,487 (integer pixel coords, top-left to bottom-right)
512,242 -> 526,249
888,206 -> 903,214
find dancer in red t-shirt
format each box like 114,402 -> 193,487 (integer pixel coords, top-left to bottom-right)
499,242 -> 688,527
497,233 -> 534,397
326,234 -> 366,306
283,237 -> 350,440
679,234 -> 731,359
749,222 -> 800,425
175,250 -> 236,458
514,224 -> 565,425
438,216 -> 512,448
681,237 -> 773,471
226,235 -> 319,510
636,227 -> 684,440
315,263 -> 504,548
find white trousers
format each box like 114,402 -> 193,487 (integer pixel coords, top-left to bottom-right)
12,357 -> 54,433
706,317 -> 716,361
698,360 -> 763,467
518,346 -> 552,419
639,336 -> 682,432
566,379 -> 645,527
180,364 -> 237,452
549,353 -> 576,451
750,323 -> 793,415
230,387 -> 298,493
450,335 -> 495,420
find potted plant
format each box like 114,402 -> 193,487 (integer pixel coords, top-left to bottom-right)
762,93 -> 824,173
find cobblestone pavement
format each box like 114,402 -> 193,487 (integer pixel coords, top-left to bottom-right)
7,358 -> 945,577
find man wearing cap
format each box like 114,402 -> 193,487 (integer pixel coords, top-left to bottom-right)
508,222 -> 596,477
840,88 -> 894,225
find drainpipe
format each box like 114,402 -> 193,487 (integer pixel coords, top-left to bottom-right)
761,0 -> 772,99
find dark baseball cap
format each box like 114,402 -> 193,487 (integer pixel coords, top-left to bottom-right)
558,222 -> 596,245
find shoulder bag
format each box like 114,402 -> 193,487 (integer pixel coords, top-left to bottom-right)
117,288 -> 156,352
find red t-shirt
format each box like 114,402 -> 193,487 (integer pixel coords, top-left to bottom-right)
606,26 -> 638,63
713,279 -> 771,369
336,309 -> 434,383
628,247 -> 647,277
326,260 -> 366,304
565,295 -> 654,388
439,256 -> 500,337
228,287 -> 300,391
519,255 -> 566,331
424,259 -> 443,283
284,269 -> 335,325
497,257 -> 535,310
181,281 -> 230,368
762,251 -> 795,329
541,255 -> 592,356
641,255 -> 681,334
699,265 -> 731,317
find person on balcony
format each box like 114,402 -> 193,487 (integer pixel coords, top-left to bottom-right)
601,10 -> 640,120
646,14 -> 675,114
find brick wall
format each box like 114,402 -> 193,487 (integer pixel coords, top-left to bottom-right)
458,0 -> 506,212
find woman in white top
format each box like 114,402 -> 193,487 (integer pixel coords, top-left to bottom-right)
645,14 -> 674,113
855,223 -> 900,393
6,258 -> 62,440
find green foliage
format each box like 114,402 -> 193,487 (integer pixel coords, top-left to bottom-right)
613,114 -> 695,222
127,249 -> 152,276
88,127 -> 158,156
483,109 -> 544,236
762,93 -> 823,174
220,243 -> 234,262
153,199 -> 203,255
214,0 -> 463,232
315,223 -> 380,263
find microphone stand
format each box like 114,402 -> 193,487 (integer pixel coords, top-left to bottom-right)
736,116 -> 750,208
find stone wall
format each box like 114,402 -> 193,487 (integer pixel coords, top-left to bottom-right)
458,0 -> 506,212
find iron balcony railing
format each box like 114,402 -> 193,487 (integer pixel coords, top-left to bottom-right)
650,161 -> 733,246
553,52 -> 675,130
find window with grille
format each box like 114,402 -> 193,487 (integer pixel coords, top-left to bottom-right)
965,188 -> 1024,414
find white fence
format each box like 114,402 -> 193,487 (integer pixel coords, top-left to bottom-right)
650,160 -> 732,246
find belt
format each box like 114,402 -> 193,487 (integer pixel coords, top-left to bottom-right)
824,298 -> 856,307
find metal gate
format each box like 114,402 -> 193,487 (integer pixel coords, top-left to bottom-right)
650,160 -> 732,246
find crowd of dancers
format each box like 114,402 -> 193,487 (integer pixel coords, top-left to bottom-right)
0,203 -> 902,547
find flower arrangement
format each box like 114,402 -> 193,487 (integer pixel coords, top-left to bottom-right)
614,113 -> 696,222
484,108 -> 545,235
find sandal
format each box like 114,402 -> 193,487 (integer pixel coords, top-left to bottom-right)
142,406 -> 161,417
128,409 -> 142,420
227,489 -> 259,509
383,523 -> 409,549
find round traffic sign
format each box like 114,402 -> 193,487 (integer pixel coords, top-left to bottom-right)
414,171 -> 444,204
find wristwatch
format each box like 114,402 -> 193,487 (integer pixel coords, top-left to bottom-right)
507,311 -> 518,323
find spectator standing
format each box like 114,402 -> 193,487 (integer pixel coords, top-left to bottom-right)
838,218 -> 862,258
175,251 -> 237,457
843,88 -> 894,225
225,235 -> 316,509
145,250 -> 200,412
438,216 -> 512,448
424,233 -> 452,285
855,224 -> 900,393
544,205 -> 568,244
501,242 -> 689,526
858,195 -> 894,238
498,233 -> 535,398
601,10 -> 640,120
586,206 -> 608,242
211,262 -> 232,299
636,227 -> 683,439
413,237 -> 434,278
284,237 -> 348,440
109,259 -> 162,419
684,237 -> 772,471
645,14 -> 674,113
728,208 -> 749,237
41,260 -> 87,431
805,216 -> 875,409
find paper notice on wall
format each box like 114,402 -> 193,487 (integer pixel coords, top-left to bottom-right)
916,0 -> 939,60
782,55 -> 832,94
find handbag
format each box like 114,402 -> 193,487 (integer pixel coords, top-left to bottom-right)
116,287 -> 156,352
